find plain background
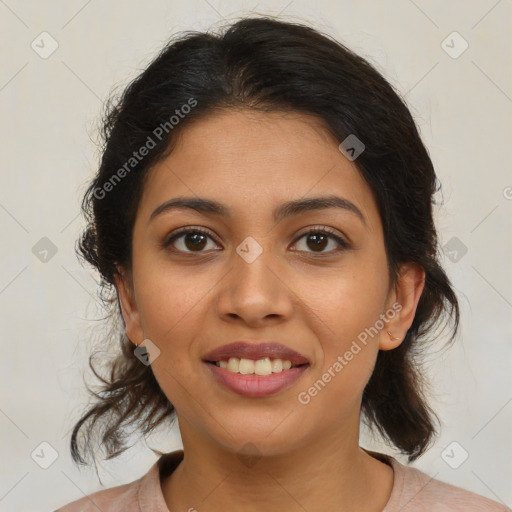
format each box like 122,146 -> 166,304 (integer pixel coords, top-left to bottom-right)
0,1 -> 511,510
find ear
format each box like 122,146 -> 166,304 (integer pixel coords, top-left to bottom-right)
113,265 -> 144,346
379,262 -> 425,351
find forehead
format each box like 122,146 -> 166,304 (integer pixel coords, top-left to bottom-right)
137,109 -> 381,232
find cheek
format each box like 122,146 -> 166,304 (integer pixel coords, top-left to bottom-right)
132,260 -> 219,387
300,285 -> 382,415
311,260 -> 389,344
301,254 -> 388,387
133,257 -> 209,341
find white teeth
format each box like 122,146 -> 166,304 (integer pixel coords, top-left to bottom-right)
254,357 -> 272,376
239,358 -> 255,374
227,357 -> 240,372
215,357 -> 298,375
271,359 -> 283,372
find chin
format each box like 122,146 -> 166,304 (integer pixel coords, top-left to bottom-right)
210,417 -> 309,458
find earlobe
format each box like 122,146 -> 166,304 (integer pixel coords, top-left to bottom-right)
379,263 -> 425,351
113,265 -> 144,345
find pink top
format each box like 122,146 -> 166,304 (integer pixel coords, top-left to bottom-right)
55,449 -> 510,511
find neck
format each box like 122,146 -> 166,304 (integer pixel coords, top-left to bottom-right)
161,416 -> 394,512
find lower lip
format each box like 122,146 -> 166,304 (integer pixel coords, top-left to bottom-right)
204,362 -> 309,398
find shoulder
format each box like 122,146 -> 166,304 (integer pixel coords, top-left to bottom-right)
54,451 -> 183,512
54,479 -> 142,512
384,454 -> 510,512
54,464 -> 152,512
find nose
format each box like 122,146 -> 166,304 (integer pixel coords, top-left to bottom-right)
214,241 -> 294,327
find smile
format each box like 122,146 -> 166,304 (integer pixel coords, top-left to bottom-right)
210,357 -> 303,375
204,358 -> 310,397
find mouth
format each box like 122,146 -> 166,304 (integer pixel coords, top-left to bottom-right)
202,342 -> 310,397
202,341 -> 310,366
205,357 -> 308,375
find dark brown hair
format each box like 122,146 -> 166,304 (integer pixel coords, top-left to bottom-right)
71,16 -> 459,467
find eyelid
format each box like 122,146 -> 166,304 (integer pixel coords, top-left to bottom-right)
162,226 -> 219,248
291,225 -> 350,252
162,225 -> 350,254
294,225 -> 348,243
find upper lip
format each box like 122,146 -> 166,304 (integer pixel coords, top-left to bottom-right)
203,342 -> 310,365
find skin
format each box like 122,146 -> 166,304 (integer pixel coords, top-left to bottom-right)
115,109 -> 425,511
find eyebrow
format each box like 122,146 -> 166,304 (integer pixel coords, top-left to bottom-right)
148,195 -> 367,227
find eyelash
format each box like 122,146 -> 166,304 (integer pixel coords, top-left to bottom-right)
161,226 -> 350,255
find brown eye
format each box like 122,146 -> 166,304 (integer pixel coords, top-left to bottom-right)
163,228 -> 219,253
162,226 -> 349,256
292,228 -> 349,254
305,233 -> 329,252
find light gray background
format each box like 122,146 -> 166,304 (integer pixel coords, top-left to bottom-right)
1,1 -> 511,511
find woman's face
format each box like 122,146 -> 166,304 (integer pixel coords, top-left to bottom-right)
116,109 -> 423,457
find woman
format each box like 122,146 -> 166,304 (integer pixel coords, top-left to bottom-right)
56,16 -> 508,512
